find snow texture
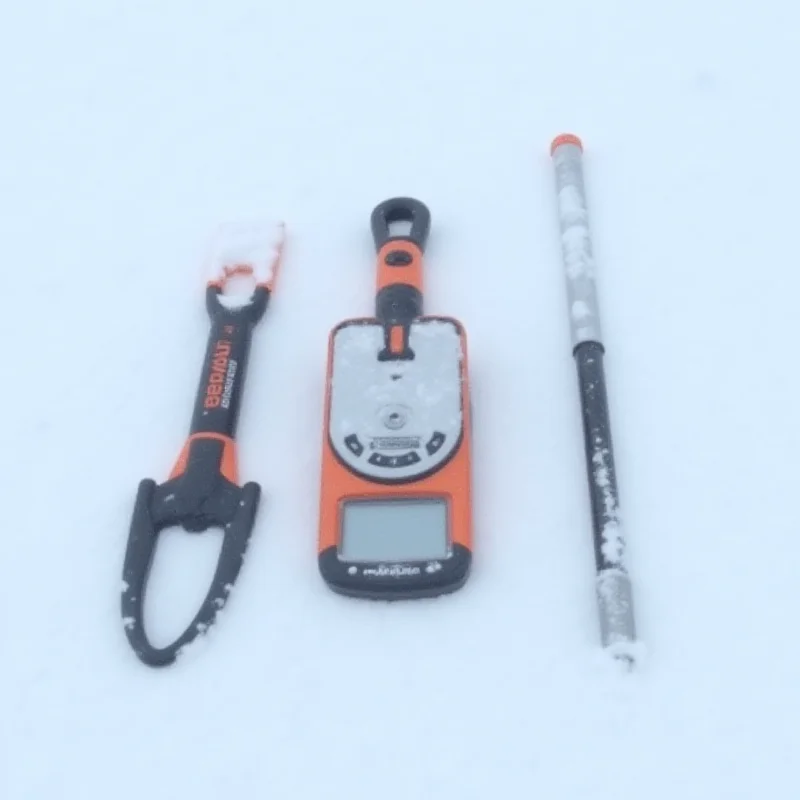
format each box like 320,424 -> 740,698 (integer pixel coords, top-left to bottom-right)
553,142 -> 604,346
206,219 -> 284,307
5,1 -> 800,799
592,445 -> 625,565
559,186 -> 596,281
329,319 -> 464,480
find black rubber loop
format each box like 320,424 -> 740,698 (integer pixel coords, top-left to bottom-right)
370,197 -> 431,253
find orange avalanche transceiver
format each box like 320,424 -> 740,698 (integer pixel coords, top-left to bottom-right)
317,198 -> 473,599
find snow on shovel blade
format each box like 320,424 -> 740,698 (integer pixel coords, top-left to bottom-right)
205,219 -> 286,308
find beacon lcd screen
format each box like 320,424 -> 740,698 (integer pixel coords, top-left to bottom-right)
339,498 -> 449,563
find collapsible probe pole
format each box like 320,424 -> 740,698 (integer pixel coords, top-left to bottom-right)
550,134 -> 638,666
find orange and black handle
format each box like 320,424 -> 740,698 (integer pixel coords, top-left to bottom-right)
370,197 -> 430,360
121,284 -> 270,667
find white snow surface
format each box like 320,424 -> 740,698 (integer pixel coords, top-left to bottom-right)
4,1 -> 800,798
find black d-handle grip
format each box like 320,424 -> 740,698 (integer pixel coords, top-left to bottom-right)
121,449 -> 260,667
371,197 -> 431,253
121,293 -> 265,667
120,224 -> 281,668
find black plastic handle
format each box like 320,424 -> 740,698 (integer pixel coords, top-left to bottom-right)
122,457 -> 260,667
206,282 -> 269,322
370,197 -> 431,253
121,283 -> 270,667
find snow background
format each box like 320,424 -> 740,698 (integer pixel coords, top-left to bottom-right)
4,1 -> 800,797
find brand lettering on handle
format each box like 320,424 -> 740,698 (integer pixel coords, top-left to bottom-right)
204,341 -> 232,409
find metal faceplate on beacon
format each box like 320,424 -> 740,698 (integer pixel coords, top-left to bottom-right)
329,319 -> 464,483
